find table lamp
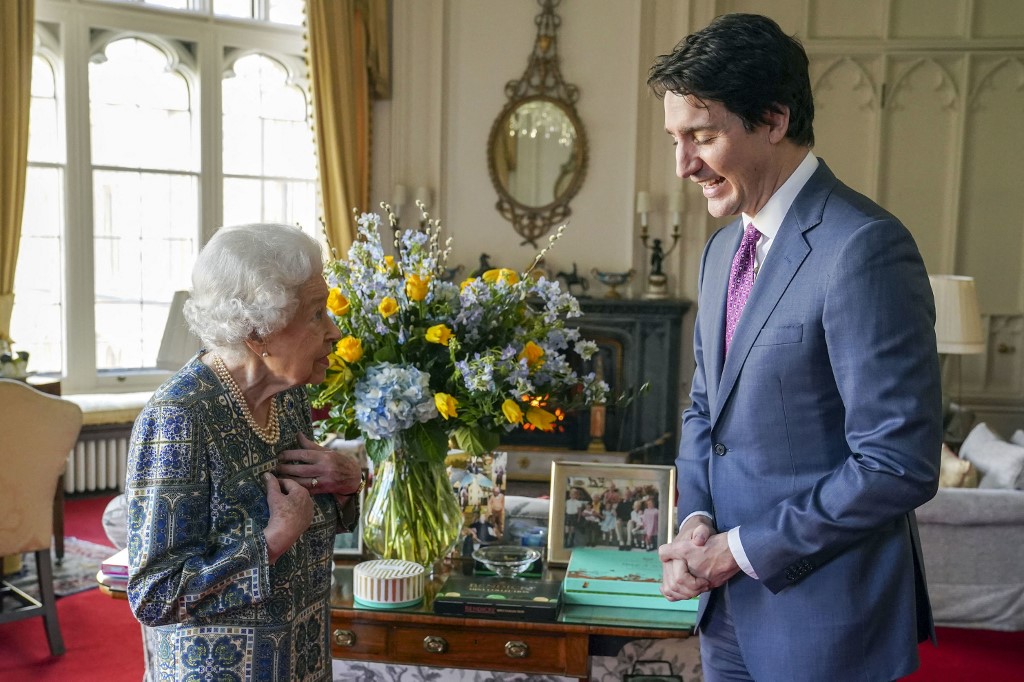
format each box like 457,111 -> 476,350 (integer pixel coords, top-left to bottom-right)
929,275 -> 985,441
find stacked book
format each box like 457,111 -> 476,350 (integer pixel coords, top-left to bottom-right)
562,548 -> 698,612
99,547 -> 130,590
433,573 -> 561,622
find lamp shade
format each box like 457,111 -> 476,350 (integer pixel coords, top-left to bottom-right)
929,275 -> 985,355
156,290 -> 201,370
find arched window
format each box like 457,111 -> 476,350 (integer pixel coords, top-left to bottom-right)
13,2 -> 311,390
222,52 -> 317,234
90,37 -> 199,371
12,50 -> 65,374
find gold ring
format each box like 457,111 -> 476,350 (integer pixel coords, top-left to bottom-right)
311,477 -> 318,488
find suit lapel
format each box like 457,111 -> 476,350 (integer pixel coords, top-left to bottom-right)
711,163 -> 836,424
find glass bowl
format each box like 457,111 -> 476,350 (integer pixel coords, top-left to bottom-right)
472,545 -> 541,578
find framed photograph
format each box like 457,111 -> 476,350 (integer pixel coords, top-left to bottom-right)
333,468 -> 368,558
547,461 -> 676,566
446,449 -> 509,557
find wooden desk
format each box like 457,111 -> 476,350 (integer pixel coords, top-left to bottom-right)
329,559 -> 694,681
98,557 -> 694,680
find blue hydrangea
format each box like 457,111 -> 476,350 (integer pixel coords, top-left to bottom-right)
354,362 -> 438,440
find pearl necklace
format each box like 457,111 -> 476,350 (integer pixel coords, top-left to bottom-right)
210,354 -> 280,444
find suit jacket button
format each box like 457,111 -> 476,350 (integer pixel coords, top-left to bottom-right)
713,443 -> 727,456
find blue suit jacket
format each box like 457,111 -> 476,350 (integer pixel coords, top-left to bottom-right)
678,160 -> 942,681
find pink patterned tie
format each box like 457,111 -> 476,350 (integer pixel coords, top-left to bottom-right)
725,223 -> 762,355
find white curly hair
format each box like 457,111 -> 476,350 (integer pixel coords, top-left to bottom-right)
183,223 -> 324,362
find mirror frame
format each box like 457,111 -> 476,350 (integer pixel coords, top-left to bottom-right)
486,0 -> 588,247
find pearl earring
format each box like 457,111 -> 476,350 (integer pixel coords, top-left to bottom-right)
261,351 -> 269,357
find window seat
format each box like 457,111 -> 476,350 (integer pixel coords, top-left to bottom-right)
64,391 -> 151,427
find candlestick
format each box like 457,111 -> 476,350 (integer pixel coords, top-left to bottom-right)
636,191 -> 649,232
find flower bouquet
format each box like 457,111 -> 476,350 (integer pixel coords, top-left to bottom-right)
311,207 -> 608,567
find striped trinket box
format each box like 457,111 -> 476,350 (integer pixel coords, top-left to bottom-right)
352,559 -> 425,609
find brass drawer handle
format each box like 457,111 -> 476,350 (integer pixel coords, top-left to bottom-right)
423,635 -> 448,654
333,629 -> 356,647
505,640 -> 529,658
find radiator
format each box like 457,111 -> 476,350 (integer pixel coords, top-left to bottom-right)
65,433 -> 128,494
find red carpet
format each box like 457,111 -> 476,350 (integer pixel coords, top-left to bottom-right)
3,494 -> 1022,681
908,627 -> 1024,681
0,494 -> 143,682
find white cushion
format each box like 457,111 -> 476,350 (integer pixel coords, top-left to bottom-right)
959,422 -> 1024,490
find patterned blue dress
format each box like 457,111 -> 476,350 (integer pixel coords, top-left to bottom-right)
126,356 -> 354,682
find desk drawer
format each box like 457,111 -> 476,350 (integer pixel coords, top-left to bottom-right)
391,625 -> 571,673
330,620 -> 388,657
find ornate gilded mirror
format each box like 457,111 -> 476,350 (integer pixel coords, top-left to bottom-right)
487,0 -> 588,246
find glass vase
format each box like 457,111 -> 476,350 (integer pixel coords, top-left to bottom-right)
361,445 -> 463,571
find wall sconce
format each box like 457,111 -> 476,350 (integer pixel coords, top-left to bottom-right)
415,186 -> 432,211
392,184 -> 408,221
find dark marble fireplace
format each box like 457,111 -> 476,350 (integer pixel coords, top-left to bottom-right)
501,297 -> 691,466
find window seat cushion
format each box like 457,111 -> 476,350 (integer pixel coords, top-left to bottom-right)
65,391 -> 152,427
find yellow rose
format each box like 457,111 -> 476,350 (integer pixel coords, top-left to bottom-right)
501,399 -> 524,424
425,323 -> 453,346
459,277 -> 477,292
519,341 -> 545,368
378,296 -> 399,318
326,288 -> 349,316
336,336 -> 363,363
482,268 -> 520,285
405,273 -> 431,302
526,406 -> 557,432
434,392 -> 459,420
377,255 -> 396,273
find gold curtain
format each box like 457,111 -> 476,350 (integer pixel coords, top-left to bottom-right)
306,0 -> 390,258
0,0 -> 35,342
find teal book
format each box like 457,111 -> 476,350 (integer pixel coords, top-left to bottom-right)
433,573 -> 561,622
563,548 -> 698,612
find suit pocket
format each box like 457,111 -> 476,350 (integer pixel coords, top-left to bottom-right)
753,324 -> 803,346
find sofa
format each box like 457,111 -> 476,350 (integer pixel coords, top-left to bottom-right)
915,422 -> 1024,631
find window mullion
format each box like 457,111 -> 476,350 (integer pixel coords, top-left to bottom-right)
202,28 -> 224,244
61,12 -> 99,392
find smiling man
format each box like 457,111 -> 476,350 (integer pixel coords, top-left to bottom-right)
648,14 -> 943,682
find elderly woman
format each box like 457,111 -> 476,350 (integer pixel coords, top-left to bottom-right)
126,223 -> 361,682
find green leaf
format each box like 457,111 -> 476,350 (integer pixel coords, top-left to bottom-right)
365,437 -> 395,466
374,345 -> 398,363
451,425 -> 500,456
406,422 -> 449,464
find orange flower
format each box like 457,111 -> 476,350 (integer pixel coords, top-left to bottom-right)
519,341 -> 545,368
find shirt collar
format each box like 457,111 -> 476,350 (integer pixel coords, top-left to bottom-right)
742,151 -> 818,239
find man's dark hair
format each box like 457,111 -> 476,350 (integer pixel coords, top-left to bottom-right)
647,13 -> 814,147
